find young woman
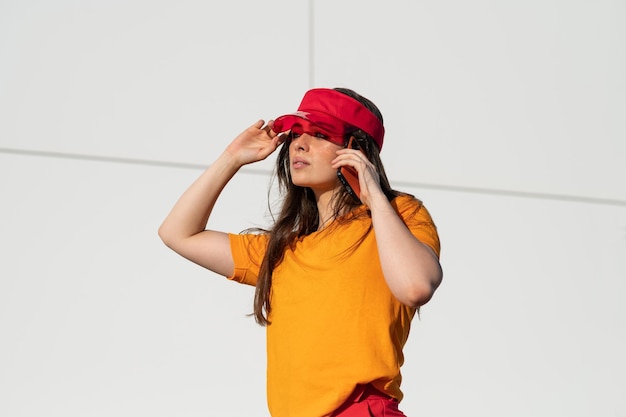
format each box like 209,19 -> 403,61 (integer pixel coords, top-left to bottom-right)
158,88 -> 443,417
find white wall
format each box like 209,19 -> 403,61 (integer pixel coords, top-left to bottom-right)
1,1 -> 625,416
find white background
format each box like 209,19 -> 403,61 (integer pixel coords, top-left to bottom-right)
1,1 -> 625,416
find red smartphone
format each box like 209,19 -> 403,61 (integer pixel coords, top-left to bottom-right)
337,136 -> 363,203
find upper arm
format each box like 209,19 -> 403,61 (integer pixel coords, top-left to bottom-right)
160,229 -> 234,278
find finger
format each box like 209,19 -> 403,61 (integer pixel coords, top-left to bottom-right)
335,148 -> 369,162
332,152 -> 366,168
263,121 -> 279,138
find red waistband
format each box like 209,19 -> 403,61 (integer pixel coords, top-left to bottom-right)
331,384 -> 400,417
345,384 -> 393,403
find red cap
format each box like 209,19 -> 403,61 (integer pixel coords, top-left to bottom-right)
273,88 -> 385,150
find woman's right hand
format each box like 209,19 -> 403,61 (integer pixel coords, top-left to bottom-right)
225,120 -> 285,166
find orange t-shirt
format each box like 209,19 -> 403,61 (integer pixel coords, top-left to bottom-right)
228,195 -> 440,417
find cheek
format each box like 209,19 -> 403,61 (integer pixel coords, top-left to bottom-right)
318,149 -> 341,180
318,142 -> 342,160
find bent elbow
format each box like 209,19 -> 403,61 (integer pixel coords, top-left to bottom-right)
404,284 -> 434,309
404,272 -> 443,309
157,223 -> 176,249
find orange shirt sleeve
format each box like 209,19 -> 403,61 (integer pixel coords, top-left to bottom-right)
393,196 -> 441,258
227,233 -> 269,286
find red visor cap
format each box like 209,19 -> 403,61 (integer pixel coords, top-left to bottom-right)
273,88 -> 385,150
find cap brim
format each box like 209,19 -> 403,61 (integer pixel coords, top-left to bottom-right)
273,111 -> 348,136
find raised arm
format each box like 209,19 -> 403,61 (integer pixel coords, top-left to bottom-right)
158,120 -> 284,277
367,194 -> 443,308
333,147 -> 443,308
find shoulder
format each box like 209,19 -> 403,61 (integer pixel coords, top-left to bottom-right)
390,194 -> 430,221
391,194 -> 441,256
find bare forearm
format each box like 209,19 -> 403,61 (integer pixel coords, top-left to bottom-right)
158,151 -> 241,245
369,196 -> 442,308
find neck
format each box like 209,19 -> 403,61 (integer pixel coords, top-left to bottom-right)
314,188 -> 339,231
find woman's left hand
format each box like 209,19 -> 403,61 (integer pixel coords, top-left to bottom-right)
332,147 -> 384,207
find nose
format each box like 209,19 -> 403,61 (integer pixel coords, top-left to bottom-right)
290,133 -> 311,152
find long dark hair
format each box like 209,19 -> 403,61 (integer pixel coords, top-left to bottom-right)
252,88 -> 400,325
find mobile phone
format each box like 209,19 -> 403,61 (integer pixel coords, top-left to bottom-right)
337,136 -> 363,203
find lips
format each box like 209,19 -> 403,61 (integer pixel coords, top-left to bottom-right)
291,157 -> 309,169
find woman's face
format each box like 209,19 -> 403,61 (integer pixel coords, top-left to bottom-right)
288,123 -> 343,195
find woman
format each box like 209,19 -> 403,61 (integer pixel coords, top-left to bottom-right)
158,87 -> 443,417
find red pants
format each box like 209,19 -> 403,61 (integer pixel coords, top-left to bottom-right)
331,384 -> 407,417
